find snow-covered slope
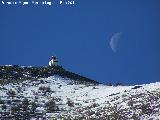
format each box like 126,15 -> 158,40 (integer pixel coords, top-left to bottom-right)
0,76 -> 160,120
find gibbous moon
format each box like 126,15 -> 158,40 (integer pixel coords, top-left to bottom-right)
109,32 -> 123,53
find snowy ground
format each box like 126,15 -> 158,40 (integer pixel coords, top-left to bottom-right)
0,76 -> 160,119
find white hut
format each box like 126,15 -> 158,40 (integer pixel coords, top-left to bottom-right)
49,56 -> 58,66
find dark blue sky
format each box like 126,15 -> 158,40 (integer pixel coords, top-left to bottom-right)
0,0 -> 160,85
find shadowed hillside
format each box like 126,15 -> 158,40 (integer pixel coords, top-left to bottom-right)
0,65 -> 99,85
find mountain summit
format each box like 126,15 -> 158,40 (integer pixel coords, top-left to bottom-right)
0,65 -> 160,120
0,65 -> 99,85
